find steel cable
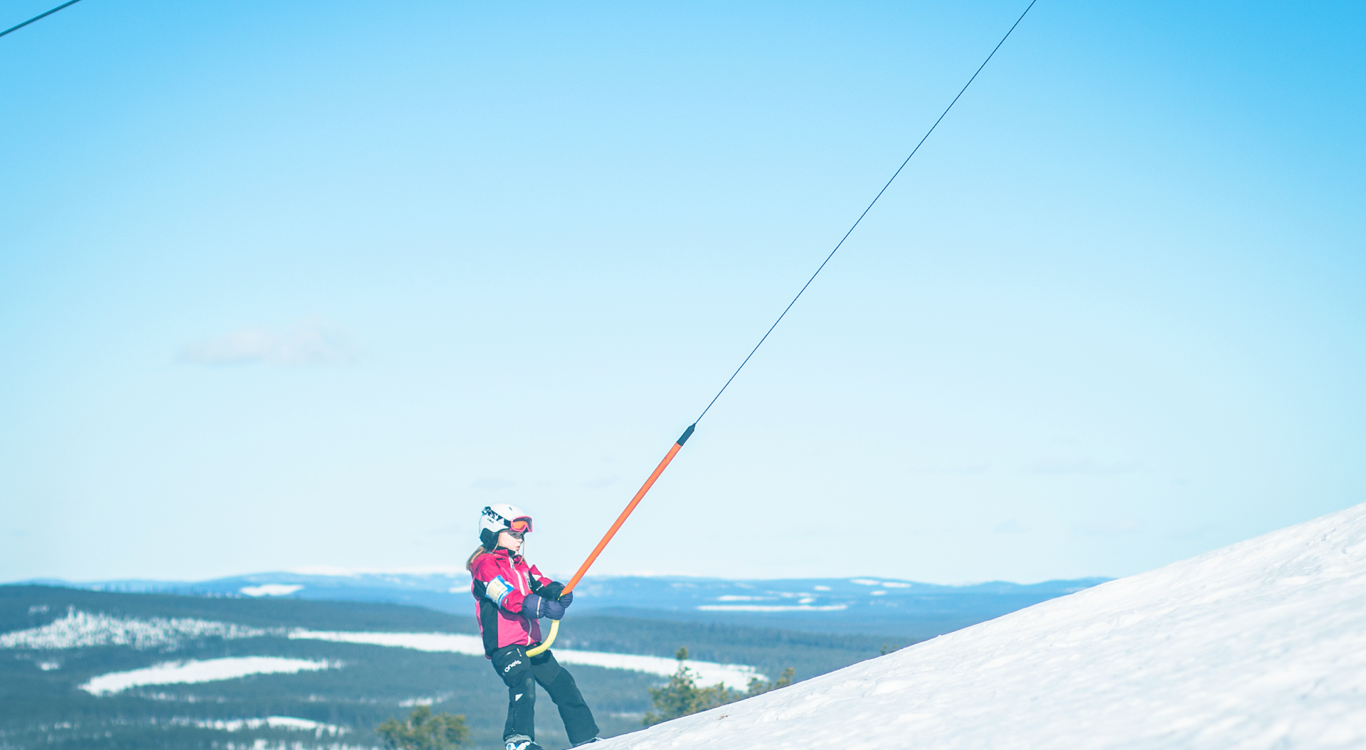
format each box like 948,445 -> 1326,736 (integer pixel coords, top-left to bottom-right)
694,0 -> 1039,425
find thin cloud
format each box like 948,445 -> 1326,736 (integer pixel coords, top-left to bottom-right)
179,318 -> 359,366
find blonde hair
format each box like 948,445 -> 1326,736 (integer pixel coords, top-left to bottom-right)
466,545 -> 490,572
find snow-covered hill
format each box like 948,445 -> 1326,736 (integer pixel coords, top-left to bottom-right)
608,503 -> 1366,749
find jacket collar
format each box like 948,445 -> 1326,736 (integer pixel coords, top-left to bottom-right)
491,547 -> 521,564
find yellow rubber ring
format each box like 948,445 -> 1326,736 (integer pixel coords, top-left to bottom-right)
526,620 -> 558,657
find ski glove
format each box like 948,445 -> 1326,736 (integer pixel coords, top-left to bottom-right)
521,593 -> 566,620
539,581 -> 573,606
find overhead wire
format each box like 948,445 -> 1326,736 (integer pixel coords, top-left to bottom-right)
0,0 -> 86,39
694,0 -> 1039,425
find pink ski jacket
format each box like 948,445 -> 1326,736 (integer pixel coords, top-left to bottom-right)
469,548 -> 556,656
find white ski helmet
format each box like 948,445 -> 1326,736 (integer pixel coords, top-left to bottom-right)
479,504 -> 533,550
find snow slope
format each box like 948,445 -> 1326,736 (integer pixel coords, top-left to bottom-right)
606,503 -> 1366,749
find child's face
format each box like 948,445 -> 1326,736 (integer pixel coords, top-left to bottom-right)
498,530 -> 524,553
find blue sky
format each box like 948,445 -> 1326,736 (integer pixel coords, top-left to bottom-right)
2,1 -> 1362,584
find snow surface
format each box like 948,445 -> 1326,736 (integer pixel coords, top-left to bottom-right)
289,630 -> 761,690
0,611 -> 275,650
602,502 -> 1366,749
81,657 -> 334,695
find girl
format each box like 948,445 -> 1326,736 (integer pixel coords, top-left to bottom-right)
468,504 -> 601,750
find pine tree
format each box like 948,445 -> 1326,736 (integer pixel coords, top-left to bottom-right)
642,647 -> 795,727
376,705 -> 470,750
744,667 -> 794,698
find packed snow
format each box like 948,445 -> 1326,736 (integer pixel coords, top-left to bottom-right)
601,502 -> 1366,749
290,629 -> 761,690
81,657 -> 335,695
0,611 -> 275,650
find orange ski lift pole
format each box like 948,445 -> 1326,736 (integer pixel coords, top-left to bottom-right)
526,423 -> 694,657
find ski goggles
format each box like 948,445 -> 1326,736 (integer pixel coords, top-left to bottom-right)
508,517 -> 533,533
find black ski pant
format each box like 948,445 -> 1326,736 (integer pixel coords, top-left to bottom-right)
490,644 -> 599,746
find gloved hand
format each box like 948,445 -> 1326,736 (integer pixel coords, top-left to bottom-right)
521,593 -> 566,620
540,582 -> 574,606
